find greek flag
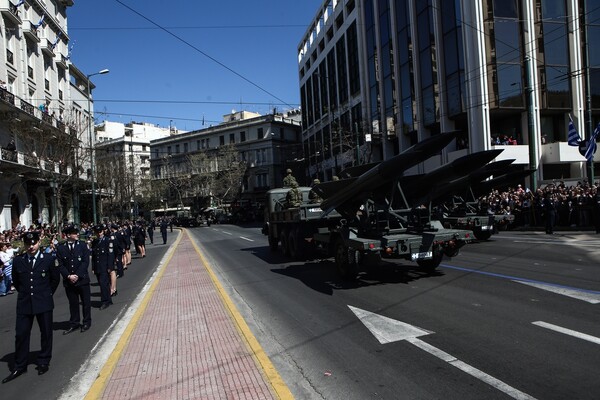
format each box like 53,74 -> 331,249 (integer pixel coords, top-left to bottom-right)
14,0 -> 26,7
584,122 -> 600,162
34,14 -> 45,29
567,115 -> 581,146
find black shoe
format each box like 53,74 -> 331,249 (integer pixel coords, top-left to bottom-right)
111,290 -> 118,297
36,365 -> 49,375
2,369 -> 26,383
99,303 -> 111,310
63,326 -> 79,335
81,324 -> 91,332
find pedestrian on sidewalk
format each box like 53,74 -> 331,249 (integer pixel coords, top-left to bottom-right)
57,225 -> 92,334
3,231 -> 60,383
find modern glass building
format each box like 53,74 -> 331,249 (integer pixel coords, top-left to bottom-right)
298,0 -> 600,187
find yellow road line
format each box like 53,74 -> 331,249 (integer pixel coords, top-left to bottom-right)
188,231 -> 294,400
84,231 -> 183,399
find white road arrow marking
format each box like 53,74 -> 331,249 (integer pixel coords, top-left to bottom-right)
513,280 -> 600,304
349,306 -> 537,400
532,321 -> 600,345
239,236 -> 253,242
348,305 -> 432,344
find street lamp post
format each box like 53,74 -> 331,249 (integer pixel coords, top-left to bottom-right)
86,68 -> 109,224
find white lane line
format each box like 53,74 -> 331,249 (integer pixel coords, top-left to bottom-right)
532,321 -> 600,345
350,306 -> 536,400
510,240 -> 600,248
513,280 -> 600,304
407,338 -> 536,400
239,236 -> 254,242
221,231 -> 232,235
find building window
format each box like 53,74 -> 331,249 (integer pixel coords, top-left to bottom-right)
167,146 -> 172,155
197,140 -> 201,150
154,149 -> 159,158
184,143 -> 188,153
175,144 -> 180,154
229,133 -> 235,143
240,131 -> 246,142
257,128 -> 263,139
219,136 -> 225,146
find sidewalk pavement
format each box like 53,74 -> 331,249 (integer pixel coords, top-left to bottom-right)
84,230 -> 292,400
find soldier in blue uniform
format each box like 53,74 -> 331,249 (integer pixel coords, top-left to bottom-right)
2,231 -> 60,383
57,225 -> 92,334
91,225 -> 114,310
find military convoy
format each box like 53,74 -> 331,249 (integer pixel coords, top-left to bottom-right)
262,132 -> 532,279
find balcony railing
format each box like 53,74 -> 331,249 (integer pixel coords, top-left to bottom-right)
23,21 -> 40,42
0,87 -> 15,105
21,100 -> 35,115
42,112 -> 53,125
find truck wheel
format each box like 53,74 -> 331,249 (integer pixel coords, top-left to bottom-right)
416,246 -> 443,273
280,228 -> 290,256
268,234 -> 278,251
474,230 -> 492,241
288,229 -> 306,260
335,241 -> 359,280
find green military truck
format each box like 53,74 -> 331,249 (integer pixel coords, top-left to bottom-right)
262,187 -> 473,280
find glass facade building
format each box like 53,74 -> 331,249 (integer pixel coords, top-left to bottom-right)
298,0 -> 600,186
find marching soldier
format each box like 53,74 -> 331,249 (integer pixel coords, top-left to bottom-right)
57,225 -> 92,334
3,231 -> 60,383
91,225 -> 114,310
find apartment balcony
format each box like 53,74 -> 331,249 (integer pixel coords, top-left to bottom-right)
41,38 -> 55,58
23,21 -> 40,43
20,99 -> 35,116
56,54 -> 69,69
541,141 -> 591,163
0,0 -> 22,25
489,144 -> 530,164
0,87 -> 15,106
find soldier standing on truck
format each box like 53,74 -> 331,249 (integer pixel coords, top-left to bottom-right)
283,169 -> 297,188
286,181 -> 303,208
308,179 -> 322,204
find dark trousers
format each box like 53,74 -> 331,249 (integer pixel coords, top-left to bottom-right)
161,231 -> 167,244
148,230 -> 153,244
115,253 -> 124,276
65,284 -> 91,327
95,272 -> 112,305
14,311 -> 53,370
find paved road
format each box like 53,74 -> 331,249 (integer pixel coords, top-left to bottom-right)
190,226 -> 600,400
0,236 -> 174,400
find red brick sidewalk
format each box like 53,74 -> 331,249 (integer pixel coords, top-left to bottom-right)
93,230 -> 286,399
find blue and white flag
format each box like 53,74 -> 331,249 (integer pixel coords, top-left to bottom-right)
51,32 -> 61,49
567,115 -> 581,146
14,0 -> 26,8
584,122 -> 600,162
34,14 -> 45,29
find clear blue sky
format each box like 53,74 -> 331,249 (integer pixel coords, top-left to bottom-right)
68,0 -> 323,131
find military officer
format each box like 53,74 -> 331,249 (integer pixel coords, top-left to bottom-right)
2,231 -> 60,383
57,225 -> 92,334
91,225 -> 114,310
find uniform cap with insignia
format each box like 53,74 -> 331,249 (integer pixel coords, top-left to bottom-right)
23,231 -> 40,246
63,225 -> 78,235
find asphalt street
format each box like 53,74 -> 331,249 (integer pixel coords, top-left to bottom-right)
1,226 -> 598,399
189,225 -> 600,400
0,235 -> 173,400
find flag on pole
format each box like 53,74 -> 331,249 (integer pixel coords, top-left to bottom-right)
584,122 -> 600,162
51,32 -> 61,49
34,14 -> 45,29
567,115 -> 581,146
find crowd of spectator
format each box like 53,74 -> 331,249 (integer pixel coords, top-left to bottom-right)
476,180 -> 600,232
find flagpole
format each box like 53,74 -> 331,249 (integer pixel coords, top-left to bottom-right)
583,0 -> 595,185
